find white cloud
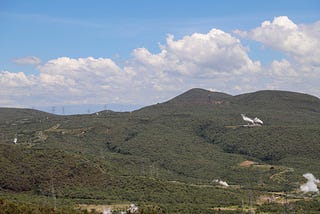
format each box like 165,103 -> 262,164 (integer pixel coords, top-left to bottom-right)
12,56 -> 41,65
37,57 -> 129,89
127,29 -> 261,98
0,71 -> 36,107
36,57 -> 136,104
1,17 -> 320,109
270,59 -> 298,77
0,71 -> 34,88
1,57 -> 138,107
132,29 -> 260,78
235,16 -> 320,66
235,16 -> 320,96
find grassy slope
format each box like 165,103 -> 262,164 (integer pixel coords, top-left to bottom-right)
1,89 -> 320,212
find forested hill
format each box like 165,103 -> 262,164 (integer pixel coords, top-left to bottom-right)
165,88 -> 320,111
1,88 -> 320,213
0,107 -> 52,122
164,88 -> 232,105
230,90 -> 320,111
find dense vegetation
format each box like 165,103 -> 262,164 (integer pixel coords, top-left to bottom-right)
0,88 -> 320,213
0,197 -> 99,214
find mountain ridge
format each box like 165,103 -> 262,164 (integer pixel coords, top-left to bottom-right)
1,89 -> 319,115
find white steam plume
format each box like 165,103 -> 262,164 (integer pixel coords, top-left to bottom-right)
213,179 -> 229,187
300,173 -> 320,193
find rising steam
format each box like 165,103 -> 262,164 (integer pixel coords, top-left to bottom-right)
300,173 -> 320,193
213,179 -> 229,187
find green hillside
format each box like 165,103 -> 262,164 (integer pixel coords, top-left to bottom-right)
1,89 -> 320,213
165,88 -> 232,105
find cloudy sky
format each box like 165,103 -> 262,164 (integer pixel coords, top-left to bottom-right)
1,0 -> 320,113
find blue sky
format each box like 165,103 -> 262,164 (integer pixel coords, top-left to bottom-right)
1,0 -> 320,113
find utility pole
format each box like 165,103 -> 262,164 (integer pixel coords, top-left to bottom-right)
283,168 -> 293,214
50,176 -> 57,211
149,164 -> 154,177
39,119 -> 45,143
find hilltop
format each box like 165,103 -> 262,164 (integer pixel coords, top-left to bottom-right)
0,107 -> 52,122
0,88 -> 320,213
164,88 -> 232,105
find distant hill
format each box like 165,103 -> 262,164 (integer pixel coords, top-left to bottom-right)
0,107 -> 52,122
165,88 -> 232,105
1,89 -> 320,213
230,90 -> 320,111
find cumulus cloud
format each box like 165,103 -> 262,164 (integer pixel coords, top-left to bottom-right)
235,16 -> 320,67
132,29 -> 261,78
127,47 -> 182,93
37,57 -> 130,89
12,56 -> 41,65
1,17 -> 320,109
0,71 -> 36,106
37,57 -> 136,104
235,16 -> 319,63
126,29 -> 262,98
0,71 -> 33,87
270,59 -> 298,77
235,16 -> 320,96
1,57 -> 138,107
